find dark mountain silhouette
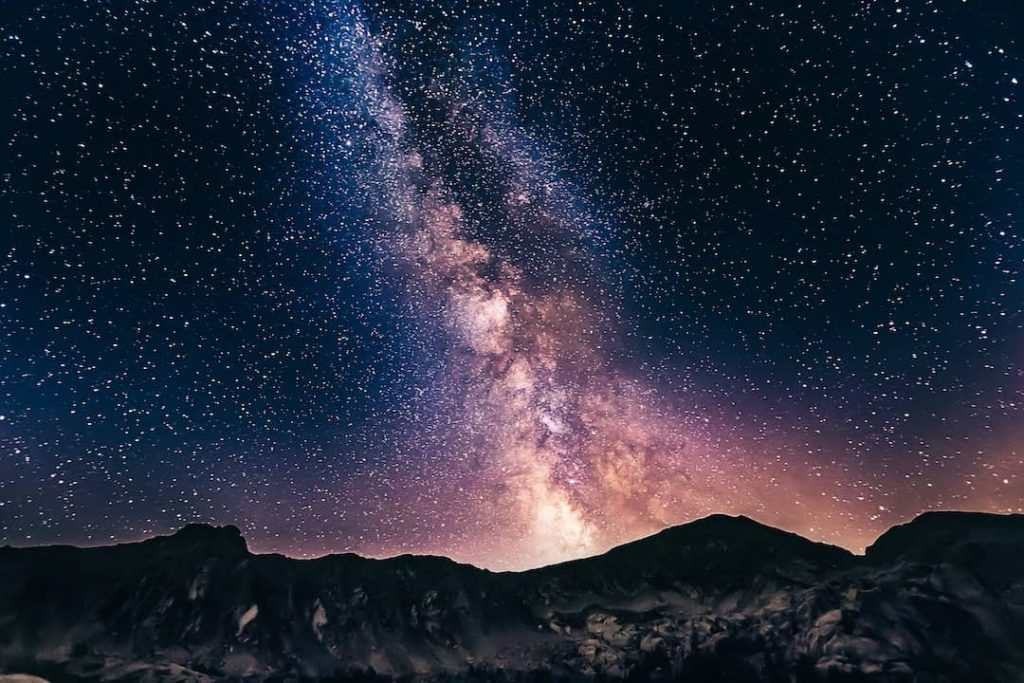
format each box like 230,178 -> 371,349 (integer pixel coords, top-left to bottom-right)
1,512 -> 1023,682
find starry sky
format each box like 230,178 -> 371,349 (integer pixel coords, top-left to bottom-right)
1,0 -> 1022,570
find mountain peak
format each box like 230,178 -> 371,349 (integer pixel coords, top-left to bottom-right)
173,522 -> 243,537
866,510 -> 1024,567
163,522 -> 247,553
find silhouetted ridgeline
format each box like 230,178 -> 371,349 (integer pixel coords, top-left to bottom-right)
1,512 -> 1023,682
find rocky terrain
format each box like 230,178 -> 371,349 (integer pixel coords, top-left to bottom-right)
1,511 -> 1022,682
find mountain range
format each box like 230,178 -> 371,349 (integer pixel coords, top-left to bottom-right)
1,511 -> 1022,682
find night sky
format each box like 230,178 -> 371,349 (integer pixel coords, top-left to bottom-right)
1,0 -> 1022,570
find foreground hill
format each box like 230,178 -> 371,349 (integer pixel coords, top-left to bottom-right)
1,512 -> 1022,682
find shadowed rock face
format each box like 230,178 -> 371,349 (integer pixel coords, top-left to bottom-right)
1,513 -> 1022,682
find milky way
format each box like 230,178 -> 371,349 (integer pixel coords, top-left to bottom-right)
333,15 -> 841,567
1,0 -> 1022,570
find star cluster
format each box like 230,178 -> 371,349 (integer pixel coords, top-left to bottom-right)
1,0 -> 1022,569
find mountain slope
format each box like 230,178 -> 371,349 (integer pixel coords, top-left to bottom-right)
1,513 -> 1022,682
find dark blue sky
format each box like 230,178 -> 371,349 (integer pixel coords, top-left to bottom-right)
1,0 -> 1022,568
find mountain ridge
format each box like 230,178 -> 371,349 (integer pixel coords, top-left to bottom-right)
1,511 -> 1022,682
2,510 -> 975,571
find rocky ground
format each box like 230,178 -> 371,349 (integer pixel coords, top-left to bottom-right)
1,511 -> 1022,682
